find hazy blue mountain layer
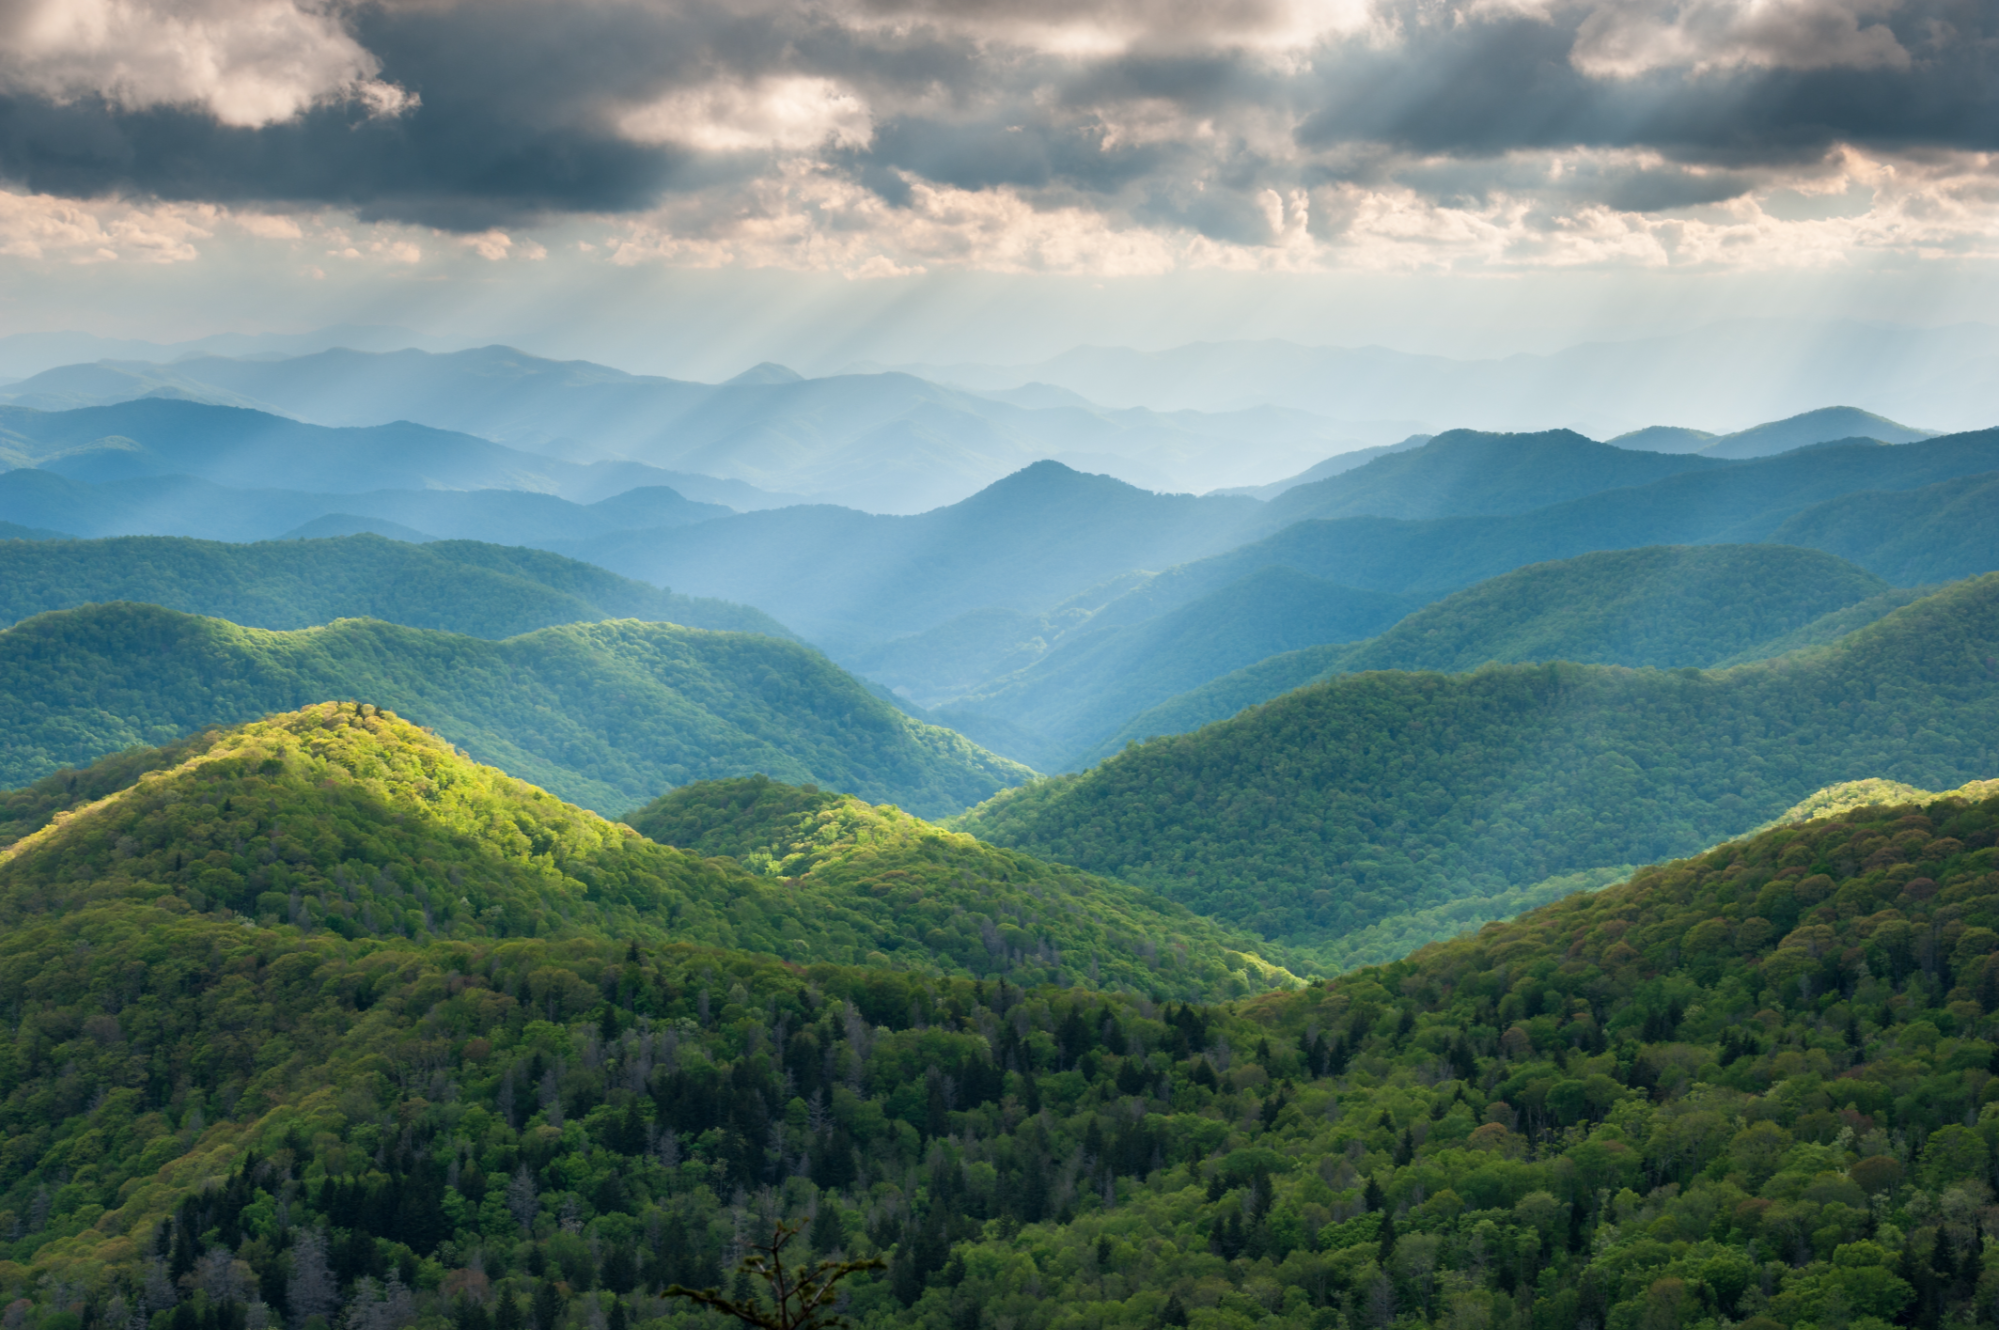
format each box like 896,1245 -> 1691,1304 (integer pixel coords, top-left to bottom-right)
0,532 -> 791,639
1258,428 -> 1724,525
0,347 -> 1374,511
563,461 -> 1265,649
0,467 -> 726,545
0,602 -> 1024,816
941,567 -> 1418,768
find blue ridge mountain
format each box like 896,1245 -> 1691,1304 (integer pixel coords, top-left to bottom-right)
0,532 -> 791,639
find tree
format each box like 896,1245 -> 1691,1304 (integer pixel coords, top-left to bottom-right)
286,1228 -> 337,1328
665,1222 -> 884,1330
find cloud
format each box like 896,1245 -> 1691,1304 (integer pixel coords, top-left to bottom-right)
0,0 -> 415,127
0,0 -> 1989,271
621,76 -> 874,152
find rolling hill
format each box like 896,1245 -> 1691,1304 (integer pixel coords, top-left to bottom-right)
1077,545 -> 1896,765
0,603 -> 1026,817
958,572 -> 1999,968
0,718 -> 1991,1330
0,533 -> 790,638
0,708 -> 1267,997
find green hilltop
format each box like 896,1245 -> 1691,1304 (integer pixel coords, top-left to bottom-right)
0,602 -> 1026,818
0,736 -> 1993,1330
958,572 -> 1999,969
0,704 -> 1267,998
0,532 -> 790,639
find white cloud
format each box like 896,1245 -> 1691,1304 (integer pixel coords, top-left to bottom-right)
0,0 -> 416,127
619,76 -> 873,153
1571,0 -> 1912,78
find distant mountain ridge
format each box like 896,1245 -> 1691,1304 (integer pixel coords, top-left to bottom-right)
0,467 -> 727,546
0,533 -> 791,639
883,320 -> 1996,432
0,346 -> 1385,512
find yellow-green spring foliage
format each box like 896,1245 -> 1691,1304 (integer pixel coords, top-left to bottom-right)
0,751 -> 1995,1330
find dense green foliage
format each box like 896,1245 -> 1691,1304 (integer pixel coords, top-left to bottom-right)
957,575 -> 1999,968
0,534 -> 789,639
2,759 -> 1997,1330
1769,473 -> 1999,588
1080,546 -> 1900,769
625,776 -> 1295,991
0,706 -> 1261,996
0,603 -> 1025,817
1329,547 -> 1886,675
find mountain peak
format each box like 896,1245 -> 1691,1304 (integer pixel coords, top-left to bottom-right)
724,361 -> 805,385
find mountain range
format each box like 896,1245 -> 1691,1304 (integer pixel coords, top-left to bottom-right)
879,319 -> 1999,433
957,572 -> 1999,969
0,347 -> 1380,510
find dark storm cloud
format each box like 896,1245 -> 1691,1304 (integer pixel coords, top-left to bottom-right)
0,0 -> 1993,231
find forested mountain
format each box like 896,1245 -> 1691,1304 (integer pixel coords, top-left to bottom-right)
1768,471 -> 1999,586
0,604 -> 1024,817
1258,430 -> 1721,525
1328,546 -> 1885,674
1081,546 -> 1896,764
0,708 -> 1267,997
0,534 -> 789,639
957,573 -> 1999,969
2,727 -> 1994,1330
623,775 -> 1293,991
0,468 -> 727,546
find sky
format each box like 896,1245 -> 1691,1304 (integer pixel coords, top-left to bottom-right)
0,0 -> 1995,378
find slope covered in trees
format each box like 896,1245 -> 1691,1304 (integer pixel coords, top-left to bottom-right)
0,604 -> 1024,817
1769,471 -> 1999,587
959,574 -> 1999,966
1259,429 -> 1721,525
0,706 -> 1262,997
0,534 -> 789,638
1080,545 -> 1900,765
1326,546 -> 1886,675
0,754 -> 1994,1330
